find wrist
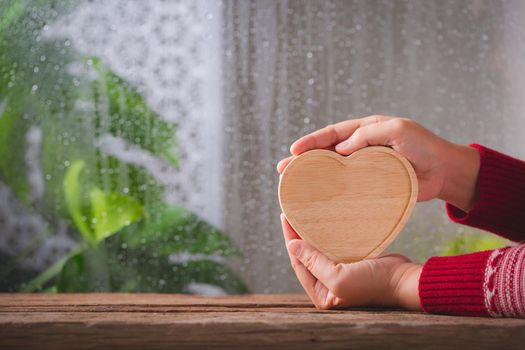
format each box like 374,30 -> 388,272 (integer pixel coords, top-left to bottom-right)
392,263 -> 423,311
439,143 -> 480,212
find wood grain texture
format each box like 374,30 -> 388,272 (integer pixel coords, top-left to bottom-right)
1,294 -> 525,350
279,146 -> 418,262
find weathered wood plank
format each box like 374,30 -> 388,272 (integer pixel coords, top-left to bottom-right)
0,293 -> 311,306
1,294 -> 524,349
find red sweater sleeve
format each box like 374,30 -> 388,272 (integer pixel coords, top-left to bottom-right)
419,244 -> 525,317
446,144 -> 525,242
420,144 -> 525,317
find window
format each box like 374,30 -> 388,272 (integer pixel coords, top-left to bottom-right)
1,0 -> 523,293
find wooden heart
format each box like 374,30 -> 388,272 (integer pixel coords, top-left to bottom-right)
278,146 -> 418,262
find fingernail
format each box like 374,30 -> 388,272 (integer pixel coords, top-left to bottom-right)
290,143 -> 298,155
288,241 -> 302,257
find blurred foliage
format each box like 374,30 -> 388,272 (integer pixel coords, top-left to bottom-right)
440,232 -> 509,256
63,160 -> 143,244
0,0 -> 247,294
57,204 -> 246,293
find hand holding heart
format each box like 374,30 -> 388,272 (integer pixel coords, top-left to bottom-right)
278,116 -> 480,212
279,146 -> 418,262
277,116 -> 481,310
281,214 -> 422,311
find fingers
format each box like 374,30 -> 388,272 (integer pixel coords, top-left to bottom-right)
280,215 -> 343,309
289,120 -> 355,156
278,116 -> 393,174
334,118 -> 399,155
286,238 -> 343,293
289,115 -> 390,156
280,215 -> 323,304
276,156 -> 294,174
280,213 -> 301,243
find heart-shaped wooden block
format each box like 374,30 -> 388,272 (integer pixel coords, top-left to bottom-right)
278,146 -> 418,263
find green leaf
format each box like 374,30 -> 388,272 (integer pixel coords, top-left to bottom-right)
0,1 -> 25,34
0,98 -> 30,202
89,187 -> 143,242
56,246 -> 111,292
122,204 -> 241,257
63,160 -> 92,241
90,57 -> 178,168
20,243 -> 86,292
63,159 -> 143,243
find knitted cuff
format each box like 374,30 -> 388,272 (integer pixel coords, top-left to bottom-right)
485,245 -> 525,318
446,144 -> 525,242
419,250 -> 493,317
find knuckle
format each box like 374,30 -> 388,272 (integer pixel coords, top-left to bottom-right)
369,114 -> 383,123
323,124 -> 339,144
333,262 -> 344,274
365,114 -> 387,124
390,118 -> 411,135
394,117 -> 413,128
391,118 -> 406,128
331,262 -> 344,277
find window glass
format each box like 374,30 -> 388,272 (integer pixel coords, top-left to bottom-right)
1,0 -> 524,293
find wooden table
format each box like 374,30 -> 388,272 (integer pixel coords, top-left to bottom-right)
1,294 -> 524,349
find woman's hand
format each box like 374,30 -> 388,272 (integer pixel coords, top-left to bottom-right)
280,214 -> 422,310
277,116 -> 480,212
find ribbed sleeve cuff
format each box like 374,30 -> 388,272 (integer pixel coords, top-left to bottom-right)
446,144 -> 525,242
419,250 -> 492,317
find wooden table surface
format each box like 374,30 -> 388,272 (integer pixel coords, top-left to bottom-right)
1,293 -> 525,349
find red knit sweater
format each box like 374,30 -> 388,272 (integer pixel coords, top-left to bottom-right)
419,144 -> 525,317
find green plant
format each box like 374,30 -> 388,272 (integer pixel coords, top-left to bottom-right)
0,0 -> 247,294
440,231 -> 508,256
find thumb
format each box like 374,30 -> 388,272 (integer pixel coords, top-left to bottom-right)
334,119 -> 397,155
287,239 -> 339,287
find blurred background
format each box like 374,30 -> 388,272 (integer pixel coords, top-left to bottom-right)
1,0 -> 523,293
